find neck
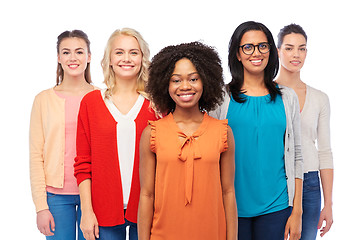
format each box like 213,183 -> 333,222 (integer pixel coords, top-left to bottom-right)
60,74 -> 89,89
172,106 -> 203,122
275,66 -> 303,88
243,70 -> 265,88
242,71 -> 267,94
113,77 -> 138,96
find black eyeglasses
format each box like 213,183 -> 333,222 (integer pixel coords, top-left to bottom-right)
239,42 -> 271,55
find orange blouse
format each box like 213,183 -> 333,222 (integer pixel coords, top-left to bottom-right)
149,113 -> 228,240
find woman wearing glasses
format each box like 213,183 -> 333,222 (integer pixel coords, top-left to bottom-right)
275,24 -> 333,239
210,21 -> 303,240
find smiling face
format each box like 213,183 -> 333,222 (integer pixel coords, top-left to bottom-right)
110,35 -> 142,81
169,58 -> 203,112
237,30 -> 269,77
278,33 -> 307,73
57,37 -> 91,79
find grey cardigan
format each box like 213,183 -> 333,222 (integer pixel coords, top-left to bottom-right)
209,85 -> 303,206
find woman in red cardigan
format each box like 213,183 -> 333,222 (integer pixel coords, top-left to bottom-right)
74,28 -> 157,240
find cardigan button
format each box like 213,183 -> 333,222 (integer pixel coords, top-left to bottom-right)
287,148 -> 289,152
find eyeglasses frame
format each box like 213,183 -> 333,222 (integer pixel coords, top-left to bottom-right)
239,42 -> 271,55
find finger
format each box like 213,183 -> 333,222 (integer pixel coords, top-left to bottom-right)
95,224 -> 99,239
50,215 -> 56,232
284,226 -> 289,240
317,215 -> 324,229
42,227 -> 54,236
86,232 -> 95,240
320,223 -> 332,237
43,223 -> 53,236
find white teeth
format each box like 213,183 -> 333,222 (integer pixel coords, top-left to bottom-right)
180,94 -> 193,98
251,60 -> 261,63
121,65 -> 133,69
69,64 -> 78,68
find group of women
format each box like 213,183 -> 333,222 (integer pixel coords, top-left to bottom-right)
29,21 -> 334,240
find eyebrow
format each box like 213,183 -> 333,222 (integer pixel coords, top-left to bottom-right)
171,72 -> 199,77
114,48 -> 140,51
284,43 -> 307,47
61,47 -> 85,51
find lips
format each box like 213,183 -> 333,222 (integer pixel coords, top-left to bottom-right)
290,61 -> 301,66
177,93 -> 195,102
250,59 -> 262,66
119,65 -> 134,70
68,64 -> 79,69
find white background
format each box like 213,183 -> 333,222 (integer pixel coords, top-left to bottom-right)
0,0 -> 361,239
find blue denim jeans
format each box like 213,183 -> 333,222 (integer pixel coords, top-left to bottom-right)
238,207 -> 292,240
301,171 -> 321,240
46,192 -> 85,240
98,219 -> 138,240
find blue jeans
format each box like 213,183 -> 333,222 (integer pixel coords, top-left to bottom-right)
46,192 -> 85,240
238,207 -> 292,240
98,219 -> 138,240
301,171 -> 321,240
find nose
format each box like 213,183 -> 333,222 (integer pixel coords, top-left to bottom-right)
123,53 -> 131,62
180,79 -> 192,90
252,46 -> 261,57
293,49 -> 300,58
70,52 -> 77,61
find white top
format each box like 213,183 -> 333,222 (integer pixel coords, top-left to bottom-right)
300,85 -> 333,173
102,89 -> 145,208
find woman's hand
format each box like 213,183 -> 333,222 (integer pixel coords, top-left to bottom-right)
284,210 -> 302,240
80,210 -> 99,240
36,209 -> 55,236
318,205 -> 333,237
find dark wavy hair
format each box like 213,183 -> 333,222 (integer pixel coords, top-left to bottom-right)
147,41 -> 224,114
56,30 -> 91,85
227,21 -> 280,103
277,23 -> 307,48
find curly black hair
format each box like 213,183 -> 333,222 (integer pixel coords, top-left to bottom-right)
147,41 -> 224,114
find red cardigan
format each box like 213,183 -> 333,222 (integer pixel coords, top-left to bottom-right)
74,90 -> 157,227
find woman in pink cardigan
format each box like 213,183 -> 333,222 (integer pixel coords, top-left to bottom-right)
74,28 -> 157,240
29,30 -> 95,239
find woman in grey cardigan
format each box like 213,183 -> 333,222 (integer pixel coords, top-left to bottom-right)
210,21 -> 303,240
275,23 -> 333,239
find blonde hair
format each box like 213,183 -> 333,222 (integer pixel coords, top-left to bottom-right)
101,28 -> 150,99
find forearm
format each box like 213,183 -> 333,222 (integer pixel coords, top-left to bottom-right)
320,169 -> 333,206
223,190 -> 238,240
79,179 -> 93,213
138,193 -> 154,240
292,178 -> 303,214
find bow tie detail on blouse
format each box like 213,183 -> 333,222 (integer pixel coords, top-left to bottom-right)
178,133 -> 202,206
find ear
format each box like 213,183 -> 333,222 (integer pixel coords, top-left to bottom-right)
236,51 -> 241,62
87,53 -> 91,63
277,47 -> 281,58
57,54 -> 61,63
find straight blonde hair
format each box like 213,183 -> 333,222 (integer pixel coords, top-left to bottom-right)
101,28 -> 150,99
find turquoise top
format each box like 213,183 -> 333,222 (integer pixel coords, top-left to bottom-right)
227,93 -> 289,217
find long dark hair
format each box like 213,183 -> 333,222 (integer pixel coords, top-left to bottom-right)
56,30 -> 92,85
227,21 -> 280,103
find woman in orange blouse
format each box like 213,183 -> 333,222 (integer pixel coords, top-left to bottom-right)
138,42 -> 237,240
